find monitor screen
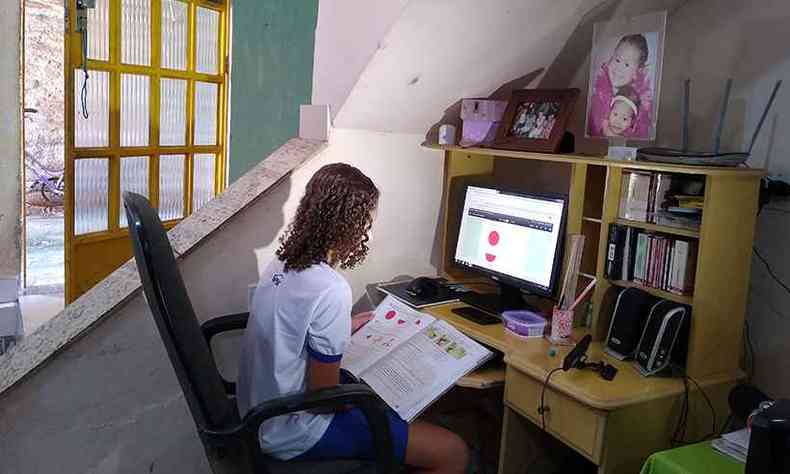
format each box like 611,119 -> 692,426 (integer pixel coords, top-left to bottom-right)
454,186 -> 566,295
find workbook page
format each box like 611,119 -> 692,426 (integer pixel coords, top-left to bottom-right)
342,295 -> 435,376
359,319 -> 492,422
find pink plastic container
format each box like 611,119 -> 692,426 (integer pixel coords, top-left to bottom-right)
502,310 -> 547,339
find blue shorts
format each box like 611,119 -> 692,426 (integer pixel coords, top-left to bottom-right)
296,408 -> 409,463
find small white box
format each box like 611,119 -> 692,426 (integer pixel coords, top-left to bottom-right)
299,104 -> 331,142
0,277 -> 19,303
607,145 -> 638,161
0,301 -> 23,337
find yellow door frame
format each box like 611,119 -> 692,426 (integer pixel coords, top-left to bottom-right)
64,0 -> 229,302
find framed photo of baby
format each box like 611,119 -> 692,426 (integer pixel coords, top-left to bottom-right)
493,89 -> 580,153
585,11 -> 667,141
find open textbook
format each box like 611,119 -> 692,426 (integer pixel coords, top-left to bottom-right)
342,295 -> 493,422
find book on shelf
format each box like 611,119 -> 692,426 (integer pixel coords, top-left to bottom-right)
342,295 -> 493,422
619,171 -> 653,222
605,223 -> 697,296
649,173 -> 674,223
633,231 -> 649,284
618,171 -> 703,231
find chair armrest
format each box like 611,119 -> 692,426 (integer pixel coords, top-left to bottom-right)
203,384 -> 397,474
201,312 -> 249,343
201,312 -> 249,395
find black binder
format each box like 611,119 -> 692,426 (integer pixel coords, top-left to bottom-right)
605,224 -> 627,280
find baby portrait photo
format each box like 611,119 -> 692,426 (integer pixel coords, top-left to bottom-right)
509,101 -> 561,139
585,13 -> 666,140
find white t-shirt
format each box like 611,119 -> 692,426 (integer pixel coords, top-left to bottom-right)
236,259 -> 352,460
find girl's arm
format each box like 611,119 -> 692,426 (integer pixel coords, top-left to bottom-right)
351,311 -> 374,334
307,357 -> 353,413
307,357 -> 341,391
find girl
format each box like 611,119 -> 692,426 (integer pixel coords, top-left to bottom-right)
237,163 -> 469,473
603,86 -> 640,137
587,33 -> 653,139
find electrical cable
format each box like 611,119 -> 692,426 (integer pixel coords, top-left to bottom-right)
687,374 -> 717,443
719,413 -> 734,437
670,372 -> 717,445
540,367 -> 563,432
744,319 -> 755,381
753,246 -> 790,296
671,374 -> 690,447
80,27 -> 90,119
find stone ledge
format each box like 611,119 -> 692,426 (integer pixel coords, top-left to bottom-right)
0,138 -> 327,395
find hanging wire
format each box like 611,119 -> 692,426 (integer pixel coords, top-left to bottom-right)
80,17 -> 90,119
754,246 -> 790,296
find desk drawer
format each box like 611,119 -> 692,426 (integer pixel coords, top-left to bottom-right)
505,366 -> 605,462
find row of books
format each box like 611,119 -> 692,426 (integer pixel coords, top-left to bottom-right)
605,224 -> 697,296
618,171 -> 703,230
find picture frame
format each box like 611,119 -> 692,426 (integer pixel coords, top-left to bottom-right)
491,89 -> 580,153
584,11 -> 667,141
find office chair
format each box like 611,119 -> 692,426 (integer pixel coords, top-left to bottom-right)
123,192 -> 397,474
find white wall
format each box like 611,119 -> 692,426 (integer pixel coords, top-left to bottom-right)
0,2 -> 21,283
335,0 -> 602,134
254,128 -> 444,302
186,129 -> 444,316
543,0 -> 790,397
312,0 -> 408,119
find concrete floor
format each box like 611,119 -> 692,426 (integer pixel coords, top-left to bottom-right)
20,214 -> 65,335
26,215 -> 65,288
19,293 -> 64,335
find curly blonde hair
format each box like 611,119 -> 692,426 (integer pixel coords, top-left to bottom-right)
277,163 -> 379,271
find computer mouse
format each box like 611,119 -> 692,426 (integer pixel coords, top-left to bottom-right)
406,277 -> 440,298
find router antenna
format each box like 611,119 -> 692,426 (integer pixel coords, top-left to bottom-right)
713,79 -> 733,154
747,80 -> 782,155
681,79 -> 691,152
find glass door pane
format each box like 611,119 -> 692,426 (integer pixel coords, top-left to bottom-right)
119,156 -> 150,227
192,154 -> 215,212
87,0 -> 110,61
159,154 -> 185,220
74,158 -> 109,235
196,7 -> 219,74
121,0 -> 152,66
161,0 -> 188,70
120,74 -> 150,147
74,69 -> 110,148
159,78 -> 187,146
194,82 -> 218,146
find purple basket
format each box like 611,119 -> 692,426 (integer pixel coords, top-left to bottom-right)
502,310 -> 547,339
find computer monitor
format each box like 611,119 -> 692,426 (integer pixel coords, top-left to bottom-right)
454,185 -> 567,313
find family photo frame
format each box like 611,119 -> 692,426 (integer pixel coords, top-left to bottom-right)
585,11 -> 667,142
492,89 -> 580,153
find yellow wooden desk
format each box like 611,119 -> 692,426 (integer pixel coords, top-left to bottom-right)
425,302 -> 738,474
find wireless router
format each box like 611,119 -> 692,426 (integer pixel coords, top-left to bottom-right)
638,79 -> 782,167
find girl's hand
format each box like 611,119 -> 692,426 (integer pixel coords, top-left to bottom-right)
351,311 -> 374,334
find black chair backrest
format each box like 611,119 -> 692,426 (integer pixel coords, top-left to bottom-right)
123,192 -> 238,432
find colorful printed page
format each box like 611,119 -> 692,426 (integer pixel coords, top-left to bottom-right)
359,319 -> 493,422
342,295 -> 435,376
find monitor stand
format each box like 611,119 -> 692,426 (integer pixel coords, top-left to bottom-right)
460,281 -> 537,316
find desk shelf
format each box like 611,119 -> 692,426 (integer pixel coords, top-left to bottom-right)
425,143 -> 766,177
427,142 -> 764,381
609,279 -> 693,305
615,218 -> 700,239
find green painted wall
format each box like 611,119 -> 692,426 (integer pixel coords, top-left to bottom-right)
228,0 -> 318,182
